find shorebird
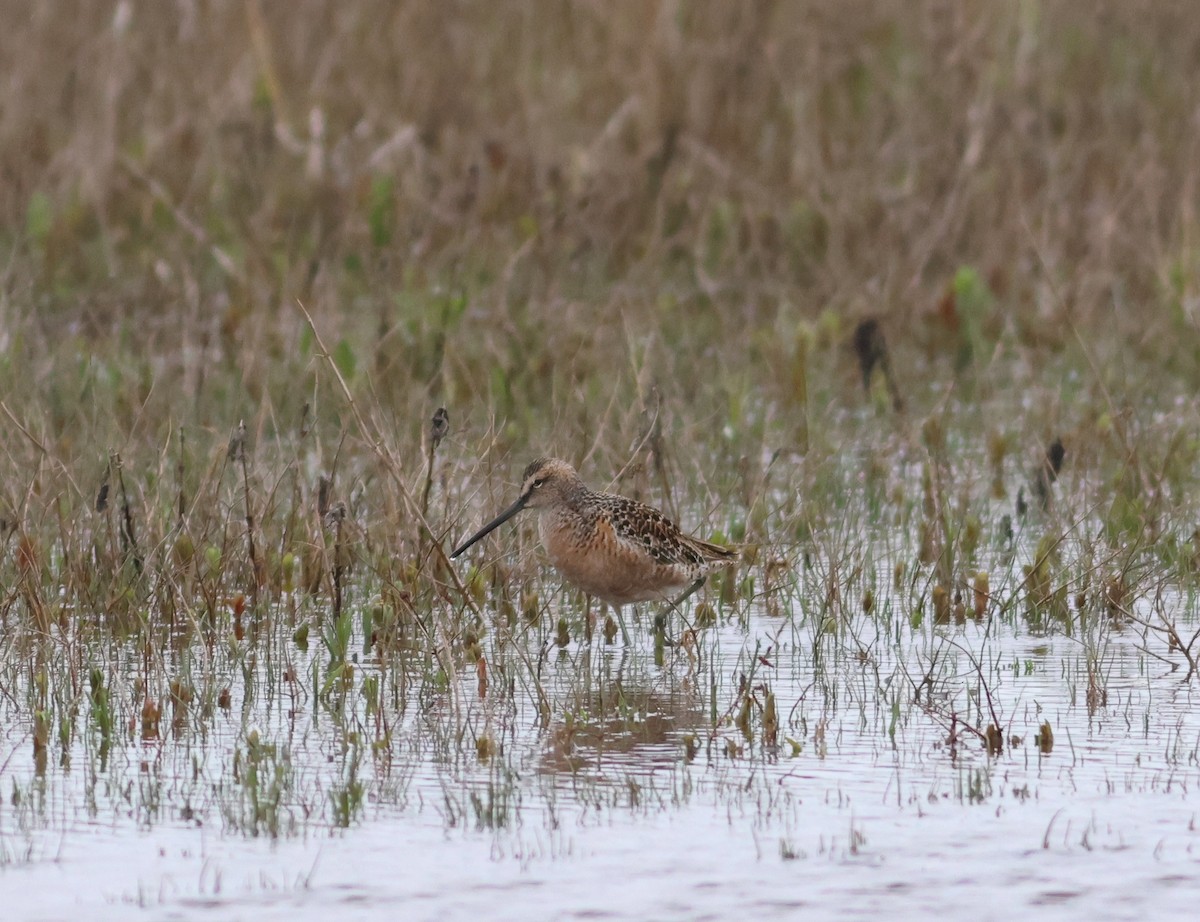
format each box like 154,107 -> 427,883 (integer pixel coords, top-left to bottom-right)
450,458 -> 736,638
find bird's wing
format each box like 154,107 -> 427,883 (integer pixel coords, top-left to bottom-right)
597,493 -> 727,565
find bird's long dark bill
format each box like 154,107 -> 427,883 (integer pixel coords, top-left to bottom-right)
450,495 -> 527,558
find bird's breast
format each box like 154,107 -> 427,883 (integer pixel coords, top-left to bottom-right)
538,508 -> 694,606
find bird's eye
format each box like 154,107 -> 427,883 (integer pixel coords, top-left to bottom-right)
533,477 -> 548,488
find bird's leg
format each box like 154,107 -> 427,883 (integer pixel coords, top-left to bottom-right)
671,577 -> 707,609
614,604 -> 632,646
655,577 -> 708,646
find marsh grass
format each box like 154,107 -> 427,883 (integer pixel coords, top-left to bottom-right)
1,1 -> 1200,875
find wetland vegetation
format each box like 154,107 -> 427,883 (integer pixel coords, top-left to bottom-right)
1,2 -> 1200,918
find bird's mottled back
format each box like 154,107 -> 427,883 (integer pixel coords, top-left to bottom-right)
593,492 -> 733,568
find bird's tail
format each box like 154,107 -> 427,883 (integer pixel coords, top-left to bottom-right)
691,537 -> 738,562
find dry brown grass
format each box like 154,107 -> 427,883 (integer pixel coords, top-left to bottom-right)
5,1 -> 1200,336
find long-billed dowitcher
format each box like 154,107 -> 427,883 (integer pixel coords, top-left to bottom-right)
450,458 -> 735,637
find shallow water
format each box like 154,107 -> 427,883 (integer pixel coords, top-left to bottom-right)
3,559 -> 1200,920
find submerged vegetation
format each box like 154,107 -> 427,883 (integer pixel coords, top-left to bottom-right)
2,1 -> 1200,914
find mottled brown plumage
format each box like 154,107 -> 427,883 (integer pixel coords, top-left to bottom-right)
451,458 -> 735,608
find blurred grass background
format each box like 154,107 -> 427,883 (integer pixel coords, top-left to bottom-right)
1,0 -> 1199,565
